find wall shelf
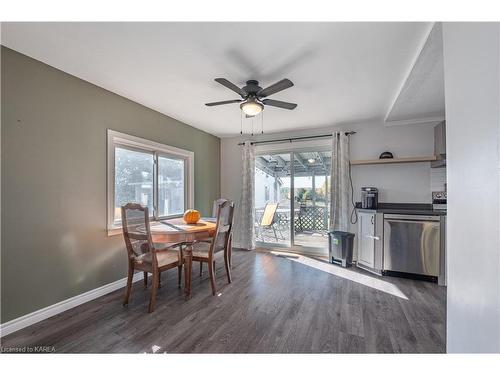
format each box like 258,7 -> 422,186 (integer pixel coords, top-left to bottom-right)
350,156 -> 437,166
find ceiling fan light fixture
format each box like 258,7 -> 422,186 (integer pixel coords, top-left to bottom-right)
240,99 -> 264,117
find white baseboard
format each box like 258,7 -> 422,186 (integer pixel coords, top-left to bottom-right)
0,272 -> 144,338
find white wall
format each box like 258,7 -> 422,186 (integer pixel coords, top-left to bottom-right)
443,23 -> 500,353
254,169 -> 281,209
221,121 -> 435,248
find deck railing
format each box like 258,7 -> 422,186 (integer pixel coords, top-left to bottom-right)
256,205 -> 329,232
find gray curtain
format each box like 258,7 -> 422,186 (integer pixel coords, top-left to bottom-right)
239,141 -> 255,250
330,132 -> 350,232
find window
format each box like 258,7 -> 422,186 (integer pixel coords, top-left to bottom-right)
114,147 -> 154,222
158,155 -> 185,216
107,130 -> 194,234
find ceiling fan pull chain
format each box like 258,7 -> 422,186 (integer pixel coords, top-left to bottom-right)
251,116 -> 254,136
261,111 -> 264,134
240,110 -> 243,135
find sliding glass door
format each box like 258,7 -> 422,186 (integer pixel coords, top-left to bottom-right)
293,151 -> 331,251
254,153 -> 292,246
254,149 -> 332,256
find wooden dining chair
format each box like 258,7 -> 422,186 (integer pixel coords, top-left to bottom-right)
188,200 -> 234,296
199,198 -> 232,276
121,203 -> 183,313
212,198 -> 229,217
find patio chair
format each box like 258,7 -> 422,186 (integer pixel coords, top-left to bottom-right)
296,203 -> 307,233
256,202 -> 283,242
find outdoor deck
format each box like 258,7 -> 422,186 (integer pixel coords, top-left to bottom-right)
255,205 -> 330,250
256,226 -> 329,250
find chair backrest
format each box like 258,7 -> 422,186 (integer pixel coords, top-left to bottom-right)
121,203 -> 156,264
298,203 -> 307,217
260,202 -> 278,226
212,198 -> 229,217
209,200 -> 235,256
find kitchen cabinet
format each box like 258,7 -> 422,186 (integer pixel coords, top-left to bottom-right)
357,210 -> 383,274
431,121 -> 447,168
358,211 -> 375,267
434,121 -> 446,157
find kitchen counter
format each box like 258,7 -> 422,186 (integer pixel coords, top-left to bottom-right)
355,202 -> 446,286
356,203 -> 447,216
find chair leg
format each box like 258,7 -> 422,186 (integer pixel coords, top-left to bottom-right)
224,251 -> 232,284
149,270 -> 159,313
123,263 -> 134,306
208,259 -> 217,296
278,226 -> 285,240
143,271 -> 148,288
227,235 -> 233,268
199,261 -> 203,277
158,273 -> 162,289
272,226 -> 279,242
177,264 -> 182,287
184,249 -> 193,299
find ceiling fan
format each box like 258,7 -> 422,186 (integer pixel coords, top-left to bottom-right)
205,78 -> 297,117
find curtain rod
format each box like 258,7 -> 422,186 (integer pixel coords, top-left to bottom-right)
237,132 -> 356,146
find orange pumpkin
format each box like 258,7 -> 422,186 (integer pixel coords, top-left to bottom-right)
183,209 -> 201,224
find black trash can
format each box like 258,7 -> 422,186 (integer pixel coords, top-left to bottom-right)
328,231 -> 355,267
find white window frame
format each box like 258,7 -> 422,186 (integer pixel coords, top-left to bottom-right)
107,129 -> 194,236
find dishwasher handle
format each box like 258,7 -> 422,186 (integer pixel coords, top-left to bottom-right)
384,214 -> 440,222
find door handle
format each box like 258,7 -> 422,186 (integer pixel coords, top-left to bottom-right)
371,216 -> 374,224
366,235 -> 380,240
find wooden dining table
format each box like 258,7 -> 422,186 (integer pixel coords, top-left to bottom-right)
149,217 -> 217,298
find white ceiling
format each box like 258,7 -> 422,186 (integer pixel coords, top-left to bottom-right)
1,22 -> 435,137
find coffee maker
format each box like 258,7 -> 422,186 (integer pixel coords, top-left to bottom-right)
361,187 -> 378,209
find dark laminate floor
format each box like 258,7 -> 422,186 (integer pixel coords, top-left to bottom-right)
1,250 -> 446,353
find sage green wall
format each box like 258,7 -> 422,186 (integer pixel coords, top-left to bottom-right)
1,47 -> 220,323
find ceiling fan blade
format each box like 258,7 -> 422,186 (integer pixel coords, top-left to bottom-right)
258,79 -> 294,98
214,78 -> 247,98
205,99 -> 243,107
263,99 -> 297,110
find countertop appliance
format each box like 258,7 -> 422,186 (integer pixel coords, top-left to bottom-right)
432,191 -> 447,211
383,214 -> 441,280
361,187 -> 378,209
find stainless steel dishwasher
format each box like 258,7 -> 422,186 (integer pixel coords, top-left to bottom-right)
383,214 -> 441,277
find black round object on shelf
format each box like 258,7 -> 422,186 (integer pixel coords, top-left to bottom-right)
379,151 -> 394,159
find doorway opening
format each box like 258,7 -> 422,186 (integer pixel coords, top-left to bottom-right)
254,149 -> 331,256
